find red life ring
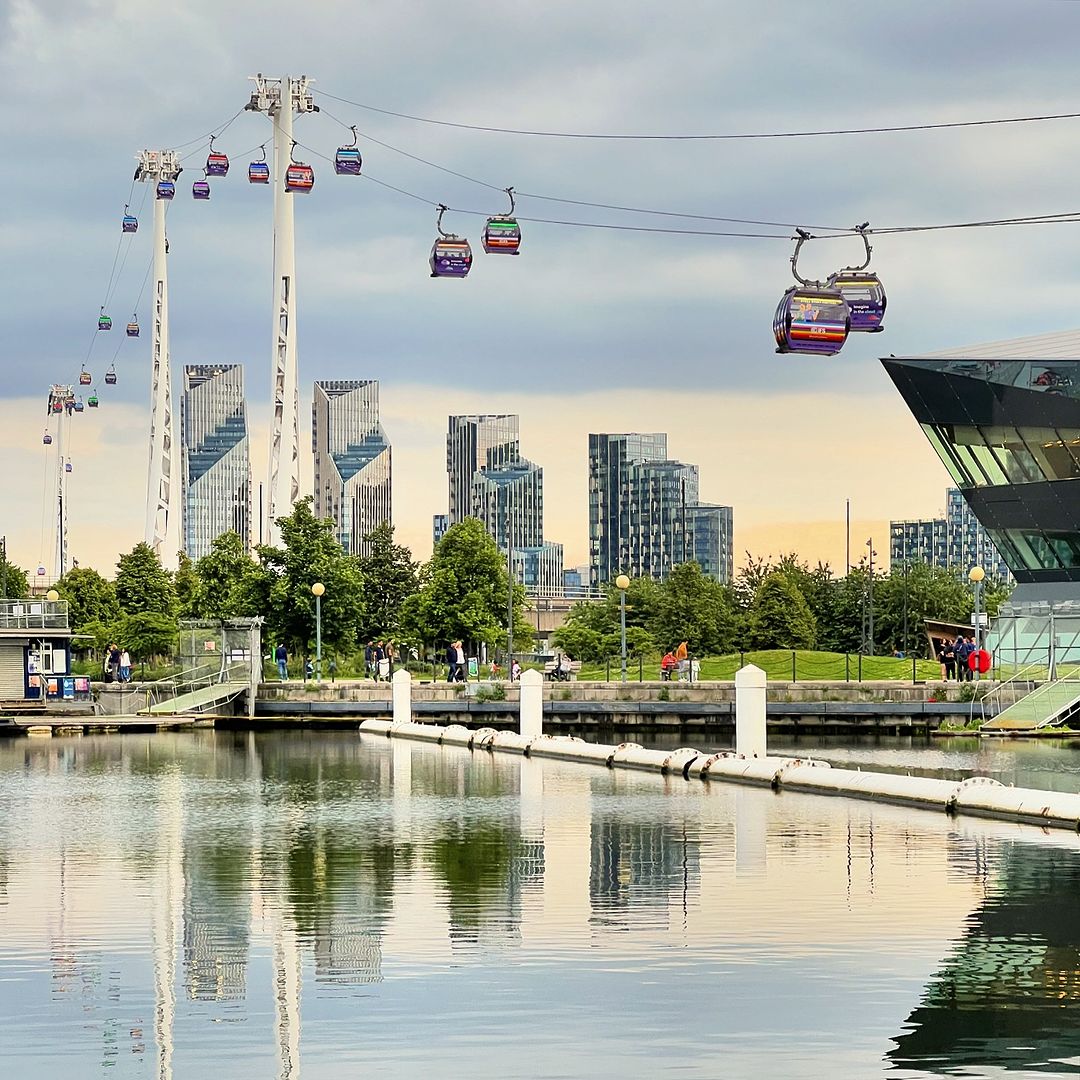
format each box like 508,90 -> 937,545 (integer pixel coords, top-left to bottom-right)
968,649 -> 991,674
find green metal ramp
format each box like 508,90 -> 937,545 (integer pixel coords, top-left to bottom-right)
981,679 -> 1080,731
140,681 -> 247,716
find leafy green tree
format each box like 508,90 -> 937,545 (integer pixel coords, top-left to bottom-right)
746,572 -> 817,649
115,542 -> 175,616
401,518 -> 522,652
0,549 -> 29,599
651,562 -> 739,655
192,532 -> 263,620
358,523 -> 419,641
117,611 -> 178,661
259,499 -> 365,655
55,566 -> 118,632
173,552 -> 201,619
551,623 -> 604,662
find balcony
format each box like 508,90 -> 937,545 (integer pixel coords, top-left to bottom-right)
0,600 -> 70,633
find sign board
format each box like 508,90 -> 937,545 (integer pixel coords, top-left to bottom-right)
969,613 -> 989,627
467,657 -> 479,678
204,640 -> 217,651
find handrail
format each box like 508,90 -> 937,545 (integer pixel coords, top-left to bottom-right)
142,661 -> 249,710
973,660 -> 1047,727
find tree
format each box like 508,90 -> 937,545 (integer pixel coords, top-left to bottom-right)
115,543 -> 174,616
173,552 -> 201,619
551,623 -> 603,662
117,611 -> 178,661
401,518 -> 521,652
651,562 -> 740,655
192,532 -> 263,620
259,499 -> 365,655
55,566 -> 118,633
746,572 -> 817,649
0,548 -> 29,599
357,523 -> 419,641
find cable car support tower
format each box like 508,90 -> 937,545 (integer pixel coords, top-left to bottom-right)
245,74 -> 318,544
135,149 -> 181,562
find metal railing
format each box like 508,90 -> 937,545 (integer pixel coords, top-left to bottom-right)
0,599 -> 69,631
972,661 -> 1046,727
142,661 -> 249,711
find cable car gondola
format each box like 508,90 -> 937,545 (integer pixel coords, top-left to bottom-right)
773,231 -> 851,356
126,319 -> 139,337
73,399 -> 85,413
36,566 -> 46,577
79,370 -> 92,385
429,205 -> 473,278
205,136 -> 230,177
249,145 -> 270,184
285,144 -> 314,193
51,400 -> 63,414
122,205 -> 138,233
42,432 -> 52,445
482,188 -> 522,254
156,180 -> 175,200
104,365 -> 118,386
98,309 -> 112,331
192,175 -> 211,200
334,126 -> 362,175
825,224 -> 886,333
64,462 -> 72,473
87,394 -> 99,409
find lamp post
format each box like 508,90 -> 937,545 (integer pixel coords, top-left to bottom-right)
311,582 -> 325,685
969,565 -> 985,681
865,538 -> 876,656
616,574 -> 630,684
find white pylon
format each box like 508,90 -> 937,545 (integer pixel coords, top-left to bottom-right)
47,385 -> 74,580
246,75 -> 317,545
136,150 -> 181,564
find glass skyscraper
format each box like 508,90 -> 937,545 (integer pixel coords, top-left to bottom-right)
446,414 -> 563,588
589,433 -> 732,587
180,365 -> 251,559
312,380 -> 391,557
890,488 -> 1012,583
883,331 -> 1080,599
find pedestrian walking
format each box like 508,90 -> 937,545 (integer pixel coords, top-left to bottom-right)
275,643 -> 288,681
119,649 -> 131,683
364,641 -> 375,679
107,643 -> 121,683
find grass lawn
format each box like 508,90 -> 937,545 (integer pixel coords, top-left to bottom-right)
576,649 -> 943,683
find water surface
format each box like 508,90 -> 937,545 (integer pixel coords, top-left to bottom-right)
1,730 -> 1079,1079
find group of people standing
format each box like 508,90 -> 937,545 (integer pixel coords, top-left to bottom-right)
364,641 -> 395,681
935,635 -> 980,681
104,643 -> 132,683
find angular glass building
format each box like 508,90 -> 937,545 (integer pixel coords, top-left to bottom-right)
180,365 -> 251,559
312,380 -> 391,557
446,415 -> 520,526
883,331 -> 1080,599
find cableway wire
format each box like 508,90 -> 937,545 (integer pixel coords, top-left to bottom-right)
290,138 -> 1080,241
317,88 -> 1080,142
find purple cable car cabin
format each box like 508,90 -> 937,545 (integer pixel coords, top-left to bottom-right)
248,161 -> 270,184
430,237 -> 473,278
122,214 -> 138,233
773,287 -> 850,356
827,272 -> 886,333
206,151 -> 229,177
334,147 -> 362,175
126,321 -> 139,337
192,179 -> 211,200
156,180 -> 175,200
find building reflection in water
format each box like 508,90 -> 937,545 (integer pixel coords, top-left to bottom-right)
8,733 -> 1080,1078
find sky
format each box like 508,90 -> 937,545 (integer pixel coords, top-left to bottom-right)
5,0 -> 1080,579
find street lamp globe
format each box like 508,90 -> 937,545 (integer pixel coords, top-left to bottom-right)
968,566 -> 985,584
311,582 -> 325,597
45,589 -> 59,602
615,574 -> 630,591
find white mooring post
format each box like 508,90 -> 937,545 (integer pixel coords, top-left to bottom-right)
735,664 -> 767,758
519,668 -> 543,738
392,667 -> 412,726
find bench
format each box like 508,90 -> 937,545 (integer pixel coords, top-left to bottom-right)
543,659 -> 582,681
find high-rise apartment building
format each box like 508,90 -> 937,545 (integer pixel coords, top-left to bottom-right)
890,488 -> 1012,583
446,414 -> 563,589
180,365 -> 251,559
446,415 -> 520,525
432,513 -> 449,547
589,433 -> 732,586
312,380 -> 391,556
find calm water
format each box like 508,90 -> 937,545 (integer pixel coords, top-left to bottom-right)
2,731 -> 1080,1079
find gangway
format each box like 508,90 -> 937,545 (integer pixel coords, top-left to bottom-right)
980,675 -> 1080,733
138,662 -> 249,716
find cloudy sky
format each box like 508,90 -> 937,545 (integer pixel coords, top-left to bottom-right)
4,0 -> 1080,578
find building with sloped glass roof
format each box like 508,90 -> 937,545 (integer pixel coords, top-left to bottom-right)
883,330 -> 1080,602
